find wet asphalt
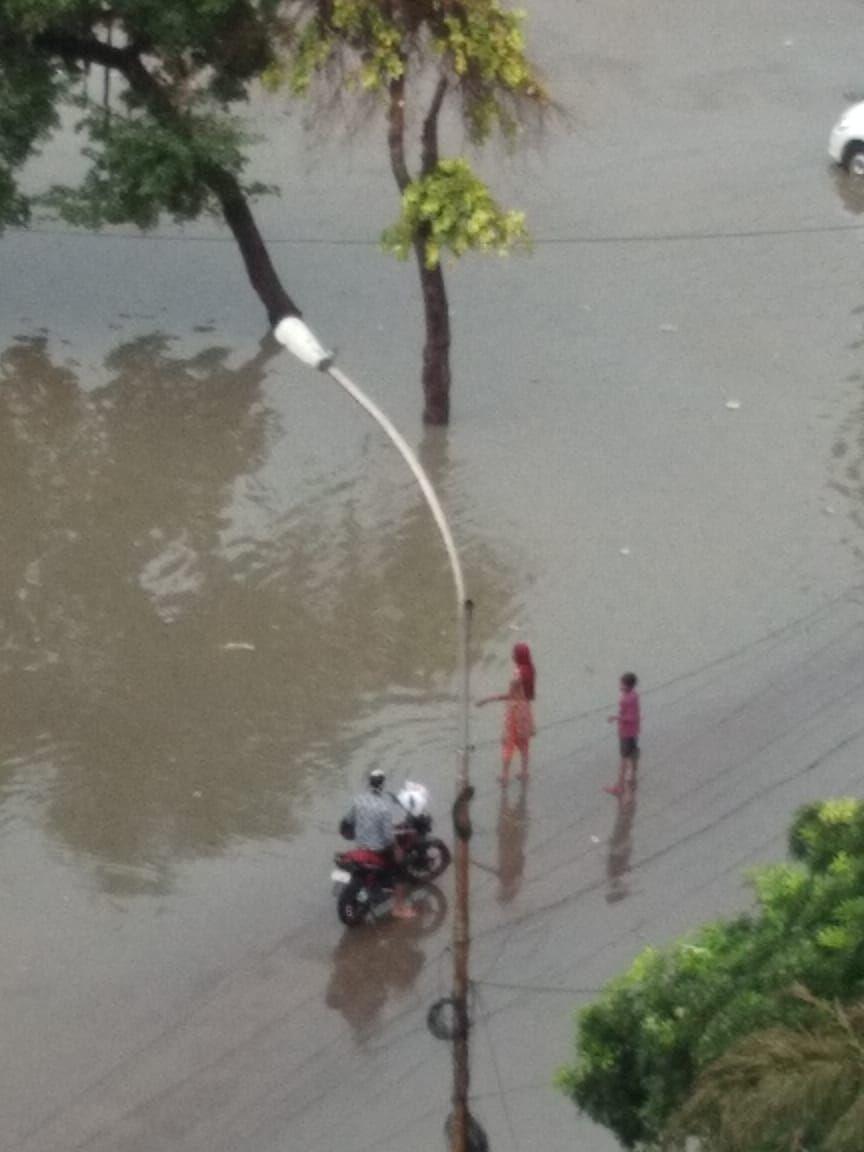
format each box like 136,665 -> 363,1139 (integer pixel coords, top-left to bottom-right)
3,0 -> 864,1149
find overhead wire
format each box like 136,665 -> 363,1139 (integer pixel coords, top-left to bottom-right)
9,219 -> 864,247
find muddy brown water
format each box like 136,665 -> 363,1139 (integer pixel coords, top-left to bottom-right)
4,1 -> 864,1149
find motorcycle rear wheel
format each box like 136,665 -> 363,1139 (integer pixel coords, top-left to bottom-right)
337,878 -> 370,927
405,837 -> 451,882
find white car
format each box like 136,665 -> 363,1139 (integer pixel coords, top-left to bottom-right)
829,101 -> 864,175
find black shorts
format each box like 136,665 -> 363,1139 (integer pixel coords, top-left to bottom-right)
619,736 -> 640,761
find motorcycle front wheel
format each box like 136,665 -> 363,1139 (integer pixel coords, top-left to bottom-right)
337,877 -> 370,927
405,837 -> 451,882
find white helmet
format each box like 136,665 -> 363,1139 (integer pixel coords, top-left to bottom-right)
368,769 -> 386,792
398,782 -> 430,816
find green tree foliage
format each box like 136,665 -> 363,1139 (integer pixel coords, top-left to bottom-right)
284,0 -> 543,266
1,0 -> 274,225
0,0 -> 299,323
556,799 -> 864,1149
381,157 -> 527,270
666,986 -> 864,1152
278,0 -> 548,423
0,45 -> 66,224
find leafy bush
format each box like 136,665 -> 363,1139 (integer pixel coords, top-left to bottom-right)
381,158 -> 528,269
665,986 -> 864,1152
46,114 -> 258,230
556,799 -> 864,1149
788,798 -> 864,871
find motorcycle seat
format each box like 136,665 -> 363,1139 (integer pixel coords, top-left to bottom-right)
341,848 -> 390,870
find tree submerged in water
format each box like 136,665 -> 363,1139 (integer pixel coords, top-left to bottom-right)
277,0 -> 547,424
0,0 -> 303,326
1,0 -> 547,425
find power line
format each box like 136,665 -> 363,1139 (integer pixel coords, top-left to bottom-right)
8,218 -> 864,248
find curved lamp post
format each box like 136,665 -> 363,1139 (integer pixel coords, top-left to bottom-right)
276,317 -> 477,1152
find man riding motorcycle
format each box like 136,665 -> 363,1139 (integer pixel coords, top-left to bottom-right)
345,769 -> 416,919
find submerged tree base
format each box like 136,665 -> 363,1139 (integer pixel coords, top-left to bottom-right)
419,246 -> 452,426
423,375 -> 451,426
282,1 -> 546,424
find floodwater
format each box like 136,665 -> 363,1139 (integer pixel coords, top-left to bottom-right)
3,0 -> 864,1149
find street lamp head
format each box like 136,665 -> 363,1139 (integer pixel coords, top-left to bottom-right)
274,316 -> 334,370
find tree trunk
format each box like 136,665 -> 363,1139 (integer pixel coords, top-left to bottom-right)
388,67 -> 453,423
207,168 -> 301,328
415,73 -> 452,426
415,240 -> 452,426
34,32 -> 301,331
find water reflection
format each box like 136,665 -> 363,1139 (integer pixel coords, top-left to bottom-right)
605,785 -> 637,904
0,336 -> 516,893
831,167 -> 864,216
496,781 -> 528,904
325,885 -> 446,1042
829,307 -> 864,548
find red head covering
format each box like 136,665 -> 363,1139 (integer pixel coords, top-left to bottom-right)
512,643 -> 535,701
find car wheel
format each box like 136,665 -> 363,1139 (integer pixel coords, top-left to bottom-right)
844,142 -> 864,176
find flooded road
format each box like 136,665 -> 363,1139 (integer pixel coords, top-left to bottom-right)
3,0 -> 864,1149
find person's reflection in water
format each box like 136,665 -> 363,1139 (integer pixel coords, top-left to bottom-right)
606,784 -> 637,905
325,920 -> 425,1045
496,780 -> 529,904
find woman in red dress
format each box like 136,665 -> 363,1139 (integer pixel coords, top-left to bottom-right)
477,643 -> 536,786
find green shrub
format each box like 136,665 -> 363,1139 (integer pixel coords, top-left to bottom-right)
556,799 -> 864,1149
788,798 -> 864,871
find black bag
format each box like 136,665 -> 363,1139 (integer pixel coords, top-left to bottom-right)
339,814 -> 356,841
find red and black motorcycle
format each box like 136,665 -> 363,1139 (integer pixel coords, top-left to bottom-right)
332,783 -> 451,927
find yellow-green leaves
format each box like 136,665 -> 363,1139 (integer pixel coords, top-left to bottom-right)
283,2 -> 546,137
287,19 -> 336,95
381,157 -> 528,268
438,4 -> 531,88
789,798 -> 864,871
287,2 -> 404,96
434,1 -> 546,140
818,797 -> 861,826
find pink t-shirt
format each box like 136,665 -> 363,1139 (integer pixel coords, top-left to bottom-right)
618,690 -> 640,738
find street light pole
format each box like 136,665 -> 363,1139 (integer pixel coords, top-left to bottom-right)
276,318 -> 476,1152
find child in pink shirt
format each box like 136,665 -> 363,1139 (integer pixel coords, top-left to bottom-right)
605,672 -> 640,795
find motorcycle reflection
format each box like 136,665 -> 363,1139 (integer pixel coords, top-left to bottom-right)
606,784 -> 637,905
325,887 -> 447,1043
497,782 -> 529,904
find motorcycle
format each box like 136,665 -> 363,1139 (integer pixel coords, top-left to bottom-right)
331,782 -> 452,927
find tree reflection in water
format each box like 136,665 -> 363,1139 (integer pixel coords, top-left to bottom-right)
0,335 -> 515,893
